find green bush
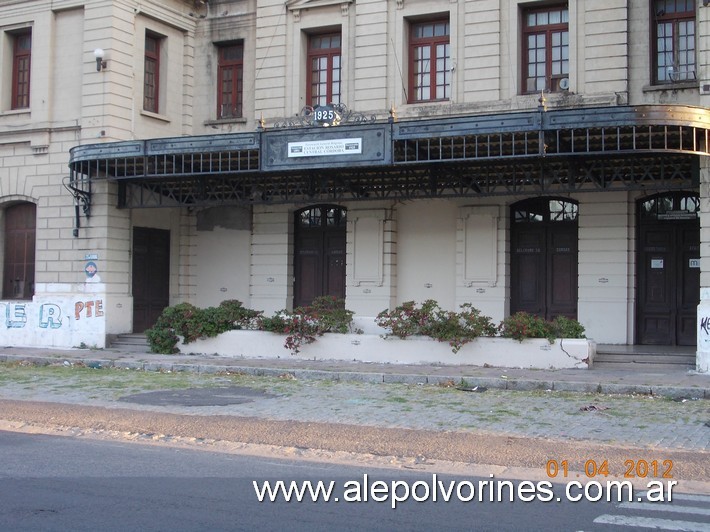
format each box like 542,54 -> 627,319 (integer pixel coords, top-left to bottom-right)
375,300 -> 497,353
260,296 -> 354,353
498,312 -> 586,342
146,300 -> 262,354
551,315 -> 586,339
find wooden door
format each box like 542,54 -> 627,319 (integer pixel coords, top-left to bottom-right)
294,206 -> 346,308
2,203 -> 35,300
511,198 -> 578,320
132,227 -> 170,332
637,221 -> 699,345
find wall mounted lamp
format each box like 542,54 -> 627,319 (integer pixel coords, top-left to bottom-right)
94,48 -> 107,71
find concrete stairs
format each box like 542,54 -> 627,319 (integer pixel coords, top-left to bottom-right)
593,344 -> 696,370
110,333 -> 151,353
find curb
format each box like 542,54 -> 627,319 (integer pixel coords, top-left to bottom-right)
3,353 -> 709,400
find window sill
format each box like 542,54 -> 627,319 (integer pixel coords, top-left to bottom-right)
140,110 -> 171,123
0,108 -> 30,117
642,82 -> 697,92
204,117 -> 247,126
405,99 -> 450,106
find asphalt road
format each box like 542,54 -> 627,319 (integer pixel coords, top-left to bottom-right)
5,430 -> 708,532
1,398 -> 709,487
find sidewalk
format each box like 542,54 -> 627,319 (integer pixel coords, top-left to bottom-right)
1,344 -> 709,399
2,343 -> 710,486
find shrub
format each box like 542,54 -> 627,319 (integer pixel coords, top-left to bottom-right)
498,312 -> 586,342
260,296 -> 354,354
375,300 -> 438,340
551,315 -> 586,339
146,300 -> 262,354
376,300 -> 497,353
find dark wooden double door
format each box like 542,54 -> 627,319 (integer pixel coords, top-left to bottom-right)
294,206 -> 346,308
636,194 -> 699,346
132,227 -> 170,333
510,198 -> 578,320
511,224 -> 578,320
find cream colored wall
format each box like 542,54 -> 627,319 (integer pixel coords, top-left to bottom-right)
130,12 -> 194,139
250,204 -> 292,314
192,0 -> 257,132
194,227 -> 252,309
577,192 -> 633,344
628,0 -> 705,106
254,0 -> 288,121
346,202 -> 397,316
251,0 -> 644,124
395,200 -> 457,310
455,201 -> 507,324
50,8 -> 84,124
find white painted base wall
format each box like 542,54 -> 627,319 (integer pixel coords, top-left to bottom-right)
0,283 -> 108,349
177,330 -> 594,370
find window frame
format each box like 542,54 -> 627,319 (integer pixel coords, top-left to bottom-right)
217,42 -> 244,119
521,4 -> 569,94
307,32 -> 342,107
11,29 -> 32,110
408,18 -> 451,104
143,32 -> 161,113
650,0 -> 696,85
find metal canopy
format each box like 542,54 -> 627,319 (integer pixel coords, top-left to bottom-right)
67,105 -> 709,211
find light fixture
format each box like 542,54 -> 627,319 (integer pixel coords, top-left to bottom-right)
94,48 -> 107,71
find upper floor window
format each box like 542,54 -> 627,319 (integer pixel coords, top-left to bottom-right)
144,32 -> 161,113
652,0 -> 695,84
522,5 -> 568,93
409,19 -> 450,103
11,30 -> 31,109
218,43 -> 244,119
308,32 -> 341,107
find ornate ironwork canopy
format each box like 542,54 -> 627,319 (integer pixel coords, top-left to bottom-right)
67,105 -> 709,212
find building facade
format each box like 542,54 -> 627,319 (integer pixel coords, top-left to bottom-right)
2,0 -> 710,370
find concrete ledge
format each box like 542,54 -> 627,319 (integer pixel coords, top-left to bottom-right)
179,331 -> 594,370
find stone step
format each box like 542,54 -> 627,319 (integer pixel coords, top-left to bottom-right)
110,334 -> 150,352
593,346 -> 695,369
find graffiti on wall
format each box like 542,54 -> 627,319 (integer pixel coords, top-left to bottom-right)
700,315 -> 710,349
2,300 -> 104,330
75,300 -> 104,320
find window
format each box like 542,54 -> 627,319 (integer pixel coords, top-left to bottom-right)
522,5 -> 569,93
652,0 -> 695,84
11,30 -> 31,109
3,203 -> 36,300
217,43 -> 244,119
307,33 -> 341,107
409,19 -> 450,103
144,33 -> 160,113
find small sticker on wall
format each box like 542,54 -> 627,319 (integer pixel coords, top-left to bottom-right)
651,259 -> 664,269
689,259 -> 700,269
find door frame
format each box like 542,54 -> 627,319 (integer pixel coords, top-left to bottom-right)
132,226 -> 171,333
635,191 -> 700,346
510,197 -> 579,320
293,204 -> 347,308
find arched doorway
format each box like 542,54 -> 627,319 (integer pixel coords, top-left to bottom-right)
636,192 -> 699,346
510,197 -> 578,320
294,205 -> 346,308
3,202 -> 36,300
